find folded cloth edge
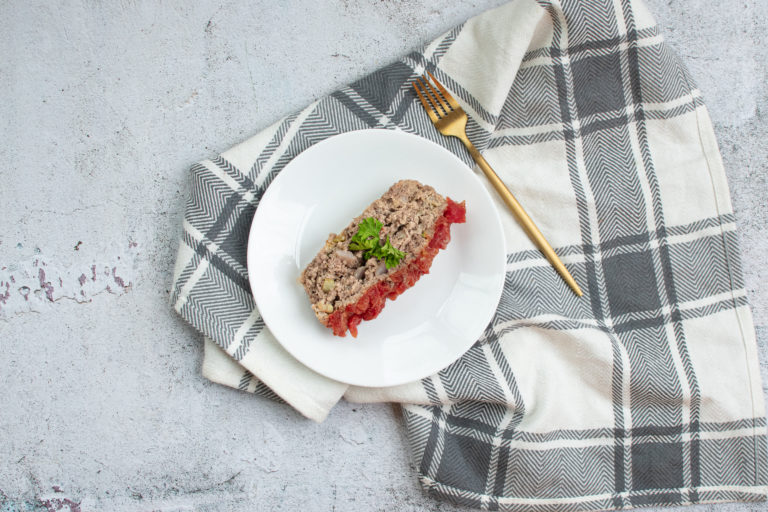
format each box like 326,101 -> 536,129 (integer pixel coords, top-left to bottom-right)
203,336 -> 347,422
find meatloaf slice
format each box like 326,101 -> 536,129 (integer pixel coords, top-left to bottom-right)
299,179 -> 466,337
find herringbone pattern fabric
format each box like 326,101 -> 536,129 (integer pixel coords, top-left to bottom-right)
171,0 -> 767,509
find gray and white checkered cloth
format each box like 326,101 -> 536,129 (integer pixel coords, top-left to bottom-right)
171,0 -> 768,509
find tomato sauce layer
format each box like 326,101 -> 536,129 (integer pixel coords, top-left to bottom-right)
327,198 -> 466,337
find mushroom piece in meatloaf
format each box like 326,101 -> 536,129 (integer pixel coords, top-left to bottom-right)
299,179 -> 466,337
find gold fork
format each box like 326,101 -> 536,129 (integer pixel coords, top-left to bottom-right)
413,72 -> 582,297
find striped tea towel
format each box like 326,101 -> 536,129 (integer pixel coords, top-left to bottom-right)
171,0 -> 768,509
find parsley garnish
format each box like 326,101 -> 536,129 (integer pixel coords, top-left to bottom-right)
379,235 -> 406,269
348,217 -> 406,269
348,217 -> 382,253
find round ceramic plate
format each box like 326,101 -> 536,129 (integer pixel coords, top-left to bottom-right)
247,129 -> 506,387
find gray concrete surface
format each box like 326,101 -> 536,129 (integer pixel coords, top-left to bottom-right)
1,1 -> 766,511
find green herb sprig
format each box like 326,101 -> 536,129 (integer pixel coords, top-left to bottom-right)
348,217 -> 406,269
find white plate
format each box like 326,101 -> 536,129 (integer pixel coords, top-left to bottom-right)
247,129 -> 506,387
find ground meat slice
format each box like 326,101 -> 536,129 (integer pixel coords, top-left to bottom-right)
299,179 -> 466,337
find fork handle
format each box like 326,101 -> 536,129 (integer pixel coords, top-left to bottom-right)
462,140 -> 583,297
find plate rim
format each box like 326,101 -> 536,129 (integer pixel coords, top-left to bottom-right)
247,128 -> 506,387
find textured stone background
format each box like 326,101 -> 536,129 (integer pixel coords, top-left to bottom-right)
1,1 -> 766,511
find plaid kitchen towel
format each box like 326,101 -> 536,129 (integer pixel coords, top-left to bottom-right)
171,0 -> 768,509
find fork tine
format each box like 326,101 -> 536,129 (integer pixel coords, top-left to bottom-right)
413,80 -> 440,123
427,71 -> 460,110
422,76 -> 451,116
417,78 -> 445,118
